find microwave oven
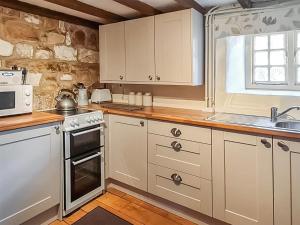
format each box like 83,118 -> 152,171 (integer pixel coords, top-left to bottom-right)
0,85 -> 33,117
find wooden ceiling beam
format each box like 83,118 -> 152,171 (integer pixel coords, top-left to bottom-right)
44,0 -> 125,23
113,0 -> 161,16
237,0 -> 253,8
0,0 -> 99,29
173,0 -> 206,14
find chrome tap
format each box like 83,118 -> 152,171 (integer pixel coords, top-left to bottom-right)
271,106 -> 300,122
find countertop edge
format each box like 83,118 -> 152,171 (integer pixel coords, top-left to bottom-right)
87,105 -> 300,140
0,112 -> 64,133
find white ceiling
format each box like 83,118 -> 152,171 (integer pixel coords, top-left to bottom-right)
20,0 -> 238,23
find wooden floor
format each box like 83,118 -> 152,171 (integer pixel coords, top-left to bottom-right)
50,187 -> 197,225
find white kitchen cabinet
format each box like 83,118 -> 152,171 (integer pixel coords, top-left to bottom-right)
155,9 -> 203,85
125,16 -> 155,83
0,123 -> 61,225
108,115 -> 148,191
273,138 -> 300,225
148,163 -> 212,215
99,9 -> 204,85
212,130 -> 273,225
100,22 -> 126,82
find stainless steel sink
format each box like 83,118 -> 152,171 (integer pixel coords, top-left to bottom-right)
275,121 -> 300,130
207,113 -> 300,133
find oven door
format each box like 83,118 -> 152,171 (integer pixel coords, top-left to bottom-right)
65,149 -> 104,214
65,125 -> 102,158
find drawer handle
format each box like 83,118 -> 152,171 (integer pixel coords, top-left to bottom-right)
261,139 -> 271,148
278,141 -> 289,151
171,128 -> 182,137
171,173 -> 182,185
171,141 -> 182,152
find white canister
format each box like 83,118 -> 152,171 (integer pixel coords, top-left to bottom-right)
128,92 -> 135,105
135,92 -> 143,106
143,93 -> 152,107
77,89 -> 89,106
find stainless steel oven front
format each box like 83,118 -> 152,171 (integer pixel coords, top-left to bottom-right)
64,124 -> 104,215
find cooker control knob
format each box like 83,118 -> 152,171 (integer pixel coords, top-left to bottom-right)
89,116 -> 95,123
74,119 -> 79,126
70,121 -> 76,127
86,117 -> 92,123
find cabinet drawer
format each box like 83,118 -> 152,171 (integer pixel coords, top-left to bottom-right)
148,120 -> 211,144
148,163 -> 212,216
148,134 -> 211,179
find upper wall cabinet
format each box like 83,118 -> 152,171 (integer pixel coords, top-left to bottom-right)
100,22 -> 126,82
99,9 -> 204,86
155,9 -> 203,85
125,16 -> 155,83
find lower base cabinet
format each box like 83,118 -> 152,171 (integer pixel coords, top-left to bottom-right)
108,115 -> 148,191
274,138 -> 300,225
212,130 -> 273,225
0,123 -> 61,225
148,163 -> 212,215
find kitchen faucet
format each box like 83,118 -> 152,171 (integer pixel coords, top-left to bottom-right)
271,106 -> 300,122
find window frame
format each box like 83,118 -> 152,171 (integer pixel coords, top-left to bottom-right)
245,31 -> 300,91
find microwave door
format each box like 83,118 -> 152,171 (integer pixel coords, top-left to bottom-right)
0,85 -> 26,116
0,91 -> 16,110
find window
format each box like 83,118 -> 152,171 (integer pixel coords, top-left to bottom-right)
246,31 -> 300,91
296,32 -> 300,84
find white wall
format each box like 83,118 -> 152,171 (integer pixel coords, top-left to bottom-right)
210,3 -> 300,119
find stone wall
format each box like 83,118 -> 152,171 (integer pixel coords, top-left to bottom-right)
0,7 -> 99,110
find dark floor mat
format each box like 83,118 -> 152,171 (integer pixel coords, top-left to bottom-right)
73,207 -> 133,225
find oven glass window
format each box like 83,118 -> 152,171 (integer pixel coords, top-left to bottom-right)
0,92 -> 15,110
71,152 -> 101,202
70,126 -> 101,157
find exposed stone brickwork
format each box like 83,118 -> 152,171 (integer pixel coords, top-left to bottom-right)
0,6 -> 99,110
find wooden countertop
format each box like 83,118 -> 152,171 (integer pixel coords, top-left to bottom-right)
86,104 -> 300,139
0,112 -> 64,132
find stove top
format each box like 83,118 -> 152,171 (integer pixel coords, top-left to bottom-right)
44,108 -> 104,131
45,108 -> 94,117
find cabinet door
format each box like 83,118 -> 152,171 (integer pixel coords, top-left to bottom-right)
100,22 -> 126,82
274,138 -> 300,225
125,17 -> 155,83
109,115 -> 147,191
0,124 -> 61,225
212,131 -> 273,225
155,9 -> 191,83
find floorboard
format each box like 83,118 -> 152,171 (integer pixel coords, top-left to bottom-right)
50,188 -> 197,225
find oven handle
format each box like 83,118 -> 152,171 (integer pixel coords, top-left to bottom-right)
72,152 -> 102,166
72,127 -> 101,137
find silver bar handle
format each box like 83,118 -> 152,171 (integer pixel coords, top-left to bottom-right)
72,152 -> 102,166
72,127 -> 101,137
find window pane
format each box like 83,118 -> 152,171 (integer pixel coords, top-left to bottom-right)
270,67 -> 285,82
297,50 -> 300,65
254,67 -> 268,82
270,34 -> 285,49
297,67 -> 300,83
254,51 -> 268,65
297,32 -> 300,48
254,36 -> 268,50
270,50 -> 286,65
